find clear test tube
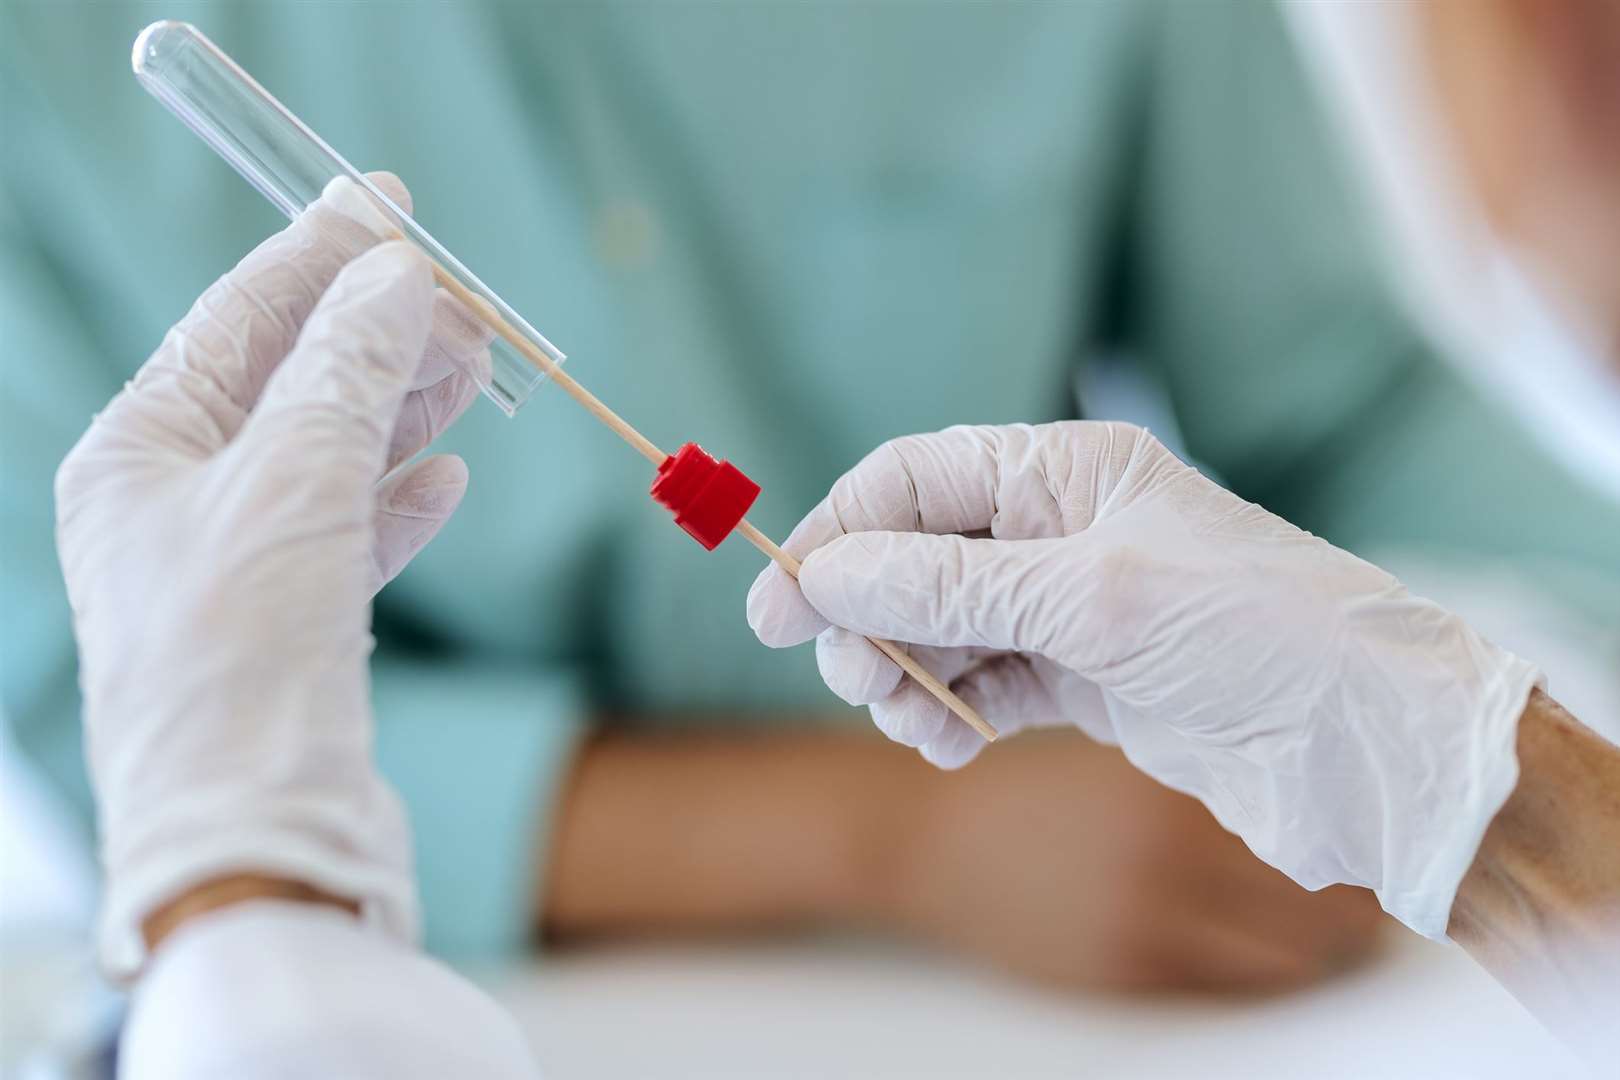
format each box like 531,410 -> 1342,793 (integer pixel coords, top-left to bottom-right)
131,20 -> 561,415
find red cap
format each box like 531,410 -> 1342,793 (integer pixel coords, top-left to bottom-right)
649,442 -> 762,550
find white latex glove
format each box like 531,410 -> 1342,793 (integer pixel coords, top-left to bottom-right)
124,901 -> 539,1080
55,174 -> 488,976
748,422 -> 1542,938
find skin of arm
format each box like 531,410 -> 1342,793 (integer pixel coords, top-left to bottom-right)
147,725 -> 1385,993
1449,688 -> 1620,1053
144,876 -> 359,952
539,726 -> 1384,991
539,727 -> 925,938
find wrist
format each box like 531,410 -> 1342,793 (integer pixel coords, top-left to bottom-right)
92,707 -> 418,977
1449,689 -> 1620,945
1447,689 -> 1620,1056
143,874 -> 361,954
1360,638 -> 1539,940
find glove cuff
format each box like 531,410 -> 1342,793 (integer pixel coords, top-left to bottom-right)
96,776 -> 418,980
1378,650 -> 1542,940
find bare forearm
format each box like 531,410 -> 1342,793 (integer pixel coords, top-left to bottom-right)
540,728 -> 929,939
145,731 -> 913,955
537,725 -> 1386,993
1449,689 -> 1620,1051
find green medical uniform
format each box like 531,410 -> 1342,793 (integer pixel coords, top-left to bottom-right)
4,0 -> 1617,957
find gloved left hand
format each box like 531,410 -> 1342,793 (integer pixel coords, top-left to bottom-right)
56,175 -> 487,975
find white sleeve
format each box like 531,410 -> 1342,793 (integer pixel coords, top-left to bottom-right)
120,900 -> 540,1080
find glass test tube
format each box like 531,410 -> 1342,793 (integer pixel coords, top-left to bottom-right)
131,20 -> 561,415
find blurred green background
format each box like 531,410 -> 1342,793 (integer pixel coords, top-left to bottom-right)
4,3 -> 1619,1073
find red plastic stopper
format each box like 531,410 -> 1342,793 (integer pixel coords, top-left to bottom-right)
650,442 -> 762,550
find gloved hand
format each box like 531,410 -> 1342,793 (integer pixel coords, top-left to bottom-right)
56,174 -> 489,975
747,421 -> 1541,938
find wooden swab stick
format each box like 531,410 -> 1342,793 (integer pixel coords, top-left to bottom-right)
427,261 -> 998,744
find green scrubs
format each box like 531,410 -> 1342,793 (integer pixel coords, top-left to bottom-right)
4,0 -> 1617,957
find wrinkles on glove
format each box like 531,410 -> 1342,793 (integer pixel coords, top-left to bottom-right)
813,626 -> 903,705
746,421 -> 1151,646
82,173 -> 411,467
387,291 -> 489,473
370,454 -> 470,593
849,642 -> 981,746
246,242 -> 435,449
359,173 -> 491,471
112,216 -> 368,460
746,421 -> 1153,770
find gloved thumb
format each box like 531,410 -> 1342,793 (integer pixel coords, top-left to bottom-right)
797,530 -> 1074,658
242,240 -> 435,467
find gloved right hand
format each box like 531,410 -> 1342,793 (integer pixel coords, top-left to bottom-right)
56,173 -> 487,976
747,421 -> 1541,940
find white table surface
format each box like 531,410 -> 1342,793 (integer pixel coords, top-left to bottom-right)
479,930 -> 1585,1079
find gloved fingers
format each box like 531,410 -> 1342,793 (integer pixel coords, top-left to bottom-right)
747,426 -> 1027,649
355,176 -> 489,472
798,530 -> 1073,656
360,170 -> 414,217
747,428 -> 1008,648
844,425 -> 1030,535
746,422 -> 1160,651
746,473 -> 850,649
860,421 -> 1173,538
799,421 -> 1146,542
955,653 -> 1060,731
384,291 -> 490,472
916,654 -> 1061,768
240,241 -> 435,477
814,627 -> 902,705
105,173 -> 412,458
815,629 -> 990,707
915,657 -> 1093,769
368,454 -> 470,595
869,680 -> 953,751
857,640 -> 980,744
403,291 -> 491,391
916,716 -> 997,770
386,364 -> 481,473
747,562 -> 828,648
